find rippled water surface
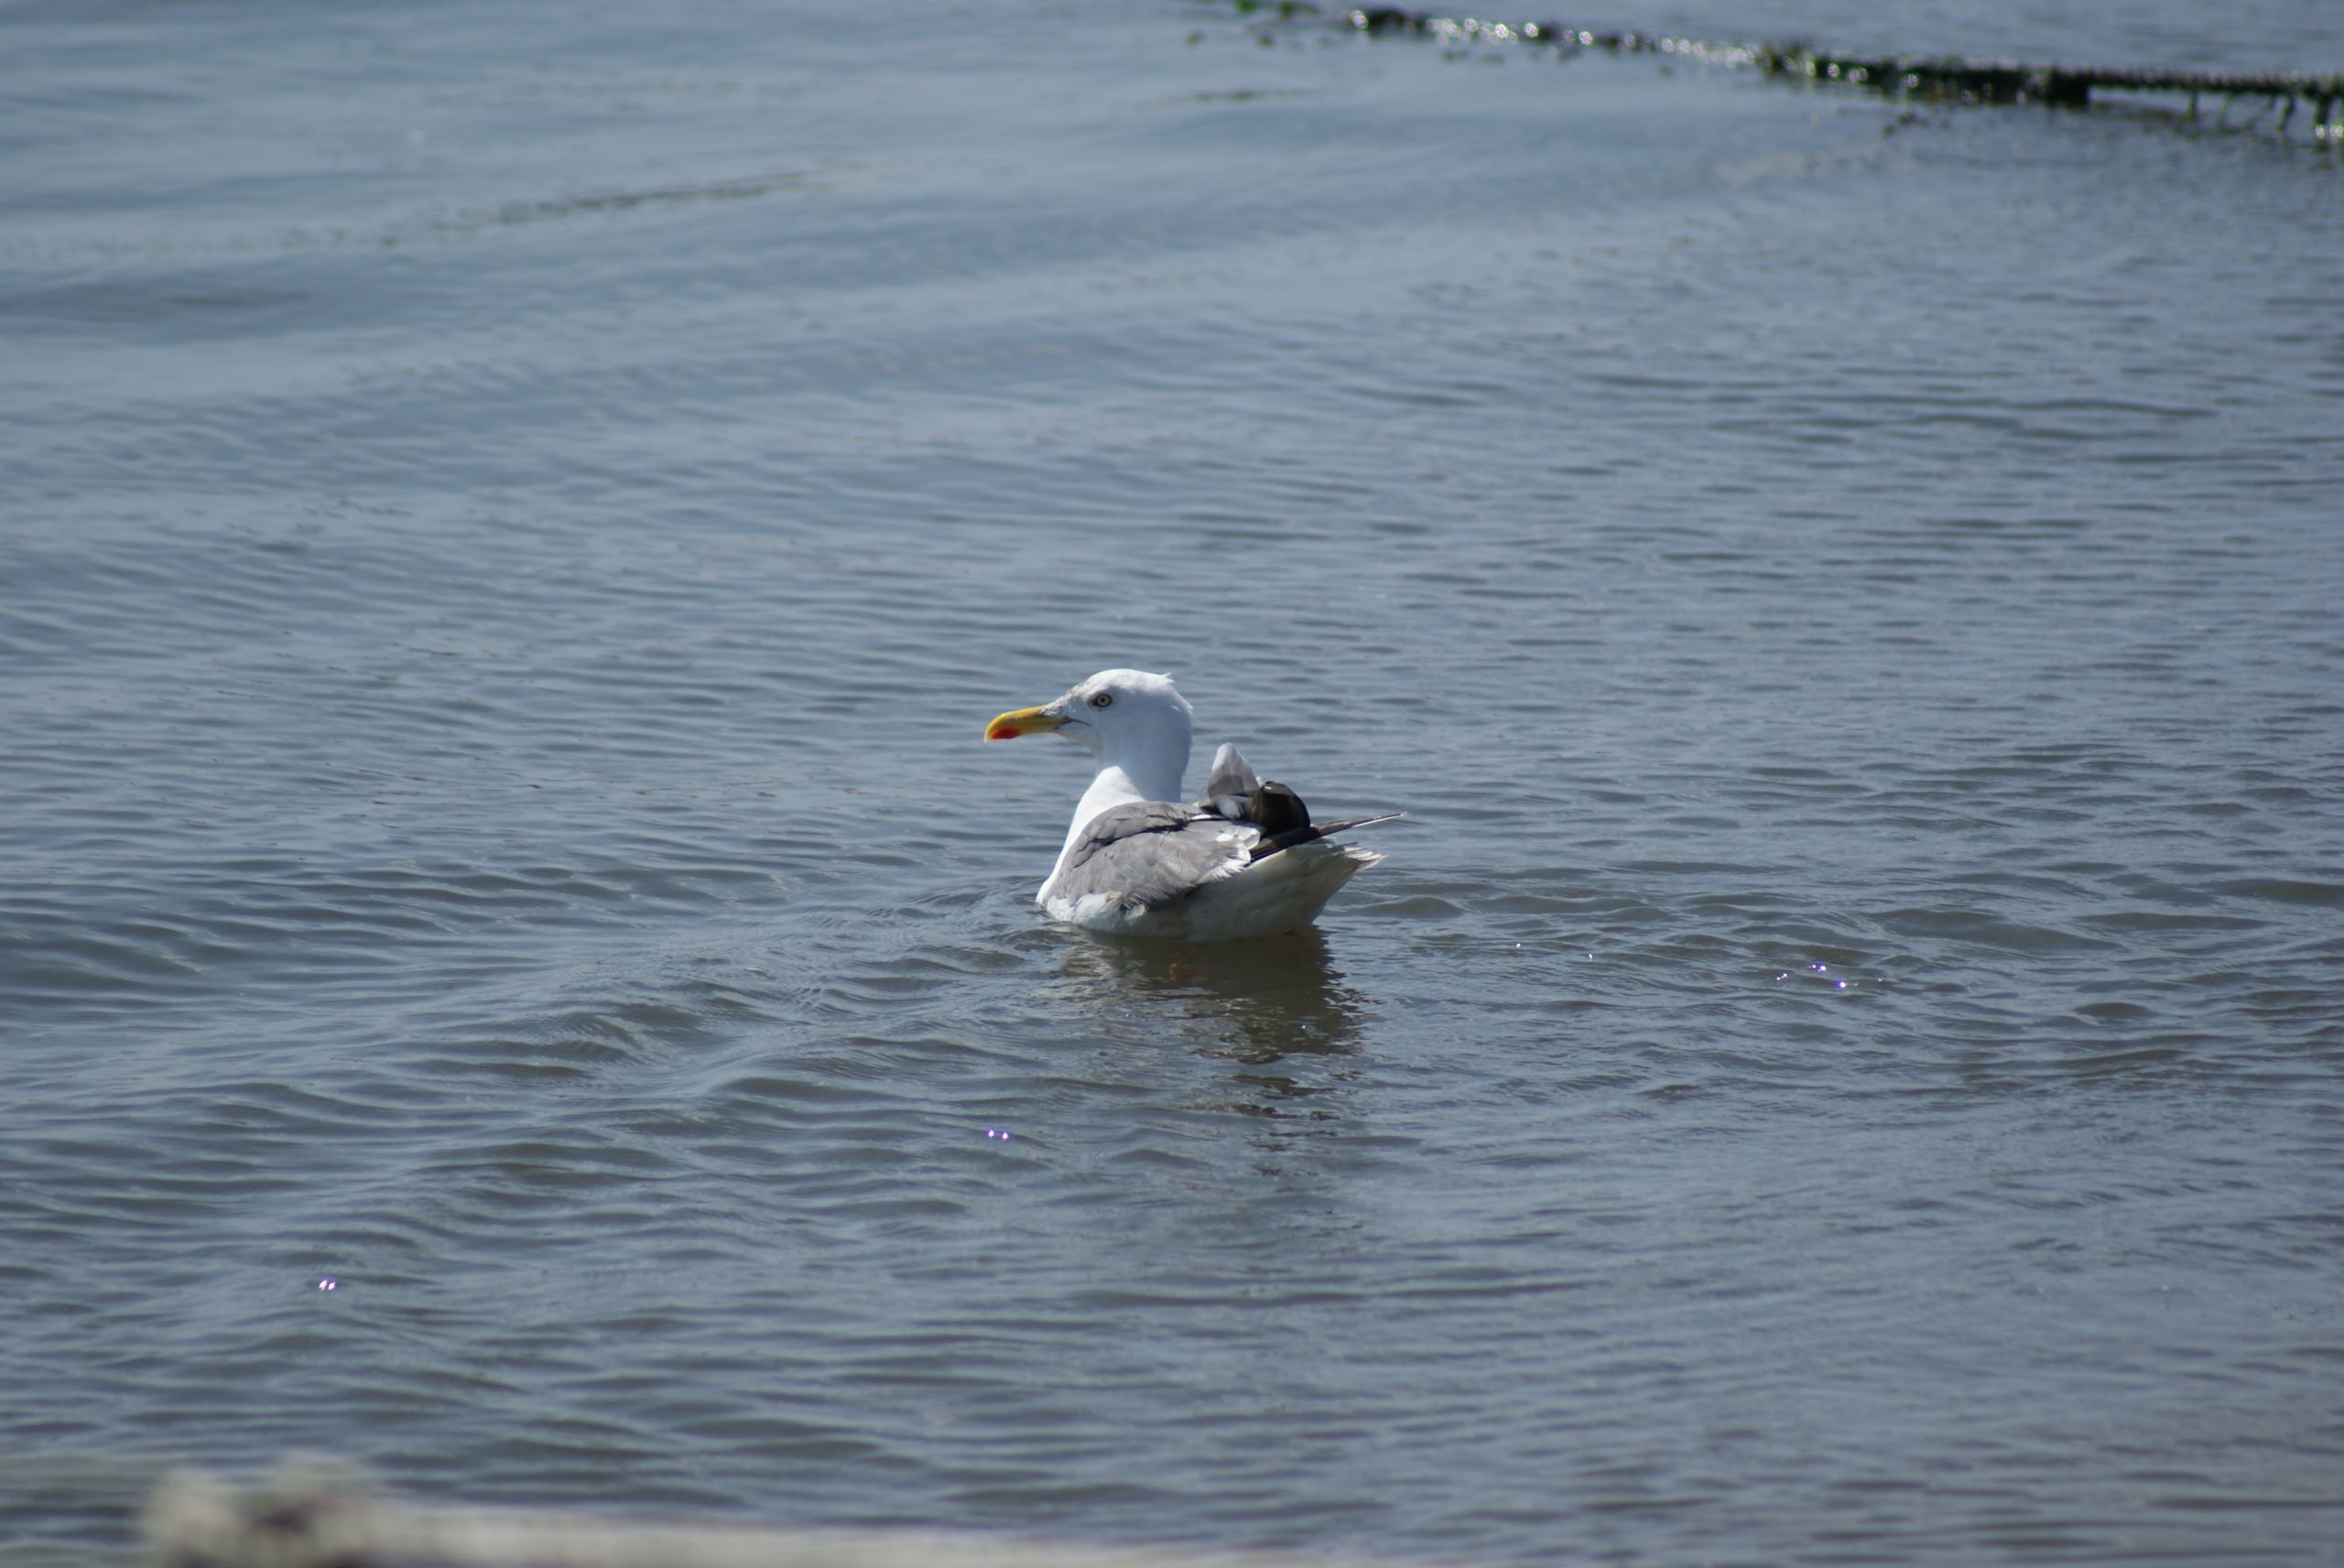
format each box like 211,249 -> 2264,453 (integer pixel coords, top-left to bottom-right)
5,1 -> 2343,1563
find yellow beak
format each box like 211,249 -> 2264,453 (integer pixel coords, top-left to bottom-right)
985,705 -> 1065,741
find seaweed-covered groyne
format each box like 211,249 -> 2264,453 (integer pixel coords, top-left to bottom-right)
1300,5 -> 2344,137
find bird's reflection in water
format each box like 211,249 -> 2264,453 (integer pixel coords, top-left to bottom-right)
1056,930 -> 1367,1112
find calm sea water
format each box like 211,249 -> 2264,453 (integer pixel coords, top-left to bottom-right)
5,1 -> 2342,1563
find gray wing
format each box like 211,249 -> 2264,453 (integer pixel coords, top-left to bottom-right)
1047,802 -> 1262,912
1195,743 -> 1262,819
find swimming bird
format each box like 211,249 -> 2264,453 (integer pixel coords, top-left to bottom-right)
983,669 -> 1398,940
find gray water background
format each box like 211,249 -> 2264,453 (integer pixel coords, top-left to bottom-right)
5,0 -> 2343,1563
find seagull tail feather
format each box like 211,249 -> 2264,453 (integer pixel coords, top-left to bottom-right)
1247,811 -> 1405,862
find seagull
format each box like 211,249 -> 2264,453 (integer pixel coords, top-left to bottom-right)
983,669 -> 1398,941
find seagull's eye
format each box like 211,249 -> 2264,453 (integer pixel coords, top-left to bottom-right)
1089,692 -> 1114,709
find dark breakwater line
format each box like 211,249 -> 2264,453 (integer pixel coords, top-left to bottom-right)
1229,3 -> 2344,140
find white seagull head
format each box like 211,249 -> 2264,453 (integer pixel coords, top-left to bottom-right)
985,668 -> 1193,770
